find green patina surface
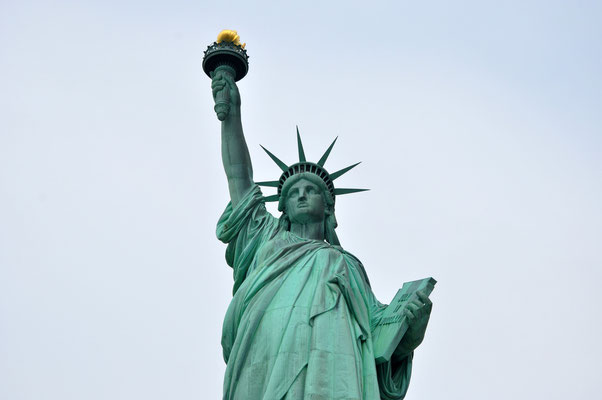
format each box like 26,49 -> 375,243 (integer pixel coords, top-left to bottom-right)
206,35 -> 434,400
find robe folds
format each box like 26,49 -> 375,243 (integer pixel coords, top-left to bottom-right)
217,186 -> 413,400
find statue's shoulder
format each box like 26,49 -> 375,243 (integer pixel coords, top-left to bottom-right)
329,245 -> 363,265
329,245 -> 372,287
330,245 -> 362,264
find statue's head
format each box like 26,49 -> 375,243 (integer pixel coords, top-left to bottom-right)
280,173 -> 334,223
259,129 -> 367,245
278,172 -> 339,244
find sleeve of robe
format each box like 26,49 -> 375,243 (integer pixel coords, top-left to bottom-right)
342,252 -> 414,400
216,185 -> 278,295
371,296 -> 414,400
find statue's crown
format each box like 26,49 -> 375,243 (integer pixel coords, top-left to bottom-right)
257,127 -> 368,207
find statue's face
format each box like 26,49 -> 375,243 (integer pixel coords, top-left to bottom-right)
285,178 -> 326,224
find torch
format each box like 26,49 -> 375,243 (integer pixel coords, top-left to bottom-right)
202,30 -> 249,121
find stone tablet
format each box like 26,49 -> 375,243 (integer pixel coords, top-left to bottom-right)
373,277 -> 437,364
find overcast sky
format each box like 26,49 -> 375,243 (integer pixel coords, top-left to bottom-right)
1,1 -> 601,399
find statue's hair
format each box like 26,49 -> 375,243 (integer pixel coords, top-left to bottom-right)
278,173 -> 340,246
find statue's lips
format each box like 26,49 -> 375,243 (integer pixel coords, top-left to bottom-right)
297,202 -> 308,208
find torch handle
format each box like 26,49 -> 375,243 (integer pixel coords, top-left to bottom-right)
213,65 -> 236,121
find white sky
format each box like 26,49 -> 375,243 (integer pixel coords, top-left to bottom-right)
1,1 -> 601,399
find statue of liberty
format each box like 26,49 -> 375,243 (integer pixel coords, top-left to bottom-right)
206,31 -> 434,400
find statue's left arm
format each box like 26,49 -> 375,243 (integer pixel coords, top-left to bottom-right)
392,291 -> 433,361
366,285 -> 432,399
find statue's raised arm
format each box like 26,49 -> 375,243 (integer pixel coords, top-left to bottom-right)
203,30 -> 252,207
211,70 -> 253,207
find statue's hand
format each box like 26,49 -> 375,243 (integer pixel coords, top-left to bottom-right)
394,291 -> 433,359
210,69 -> 241,110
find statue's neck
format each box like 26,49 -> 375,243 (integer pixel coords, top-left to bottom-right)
290,221 -> 325,241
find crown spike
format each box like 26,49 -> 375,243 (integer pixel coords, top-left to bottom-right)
260,145 -> 288,172
317,136 -> 338,167
256,180 -> 280,187
296,126 -> 306,162
330,162 -> 362,181
334,188 -> 369,195
262,194 -> 280,202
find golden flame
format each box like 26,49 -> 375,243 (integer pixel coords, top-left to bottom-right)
216,29 -> 246,49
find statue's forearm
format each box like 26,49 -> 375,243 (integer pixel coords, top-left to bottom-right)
221,107 -> 253,206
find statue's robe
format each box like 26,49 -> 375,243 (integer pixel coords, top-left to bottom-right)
217,186 -> 413,400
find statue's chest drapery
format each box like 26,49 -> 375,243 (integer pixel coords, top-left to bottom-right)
253,234 -> 331,272
230,232 -> 347,323
222,232 -> 374,399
